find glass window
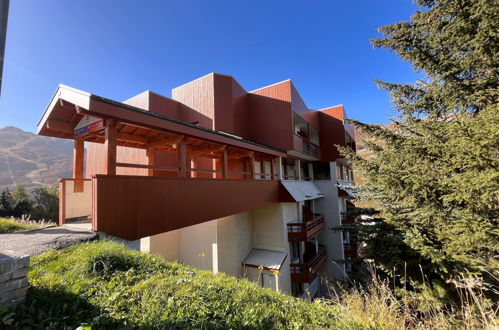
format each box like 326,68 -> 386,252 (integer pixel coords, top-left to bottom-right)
312,162 -> 331,180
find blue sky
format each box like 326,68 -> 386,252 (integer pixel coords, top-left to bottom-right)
0,0 -> 418,132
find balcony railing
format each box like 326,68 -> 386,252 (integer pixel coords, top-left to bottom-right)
343,242 -> 358,259
293,134 -> 320,157
287,214 -> 325,241
341,212 -> 355,225
290,246 -> 327,283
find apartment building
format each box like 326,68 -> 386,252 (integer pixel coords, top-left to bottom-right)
37,73 -> 357,298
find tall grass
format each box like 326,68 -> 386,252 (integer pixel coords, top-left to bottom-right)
0,216 -> 53,233
327,265 -> 498,329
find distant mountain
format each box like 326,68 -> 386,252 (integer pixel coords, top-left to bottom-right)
0,126 -> 73,191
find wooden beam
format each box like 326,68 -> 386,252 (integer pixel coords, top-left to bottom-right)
116,132 -> 148,144
147,134 -> 185,149
116,162 -> 178,172
104,119 -> 117,175
73,138 -> 84,192
46,119 -> 73,134
190,144 -> 227,156
179,142 -> 187,177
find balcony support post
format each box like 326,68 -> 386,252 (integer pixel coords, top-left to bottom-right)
222,149 -> 228,179
250,153 -> 256,179
104,119 -> 117,175
270,158 -> 275,180
296,160 -> 302,181
73,138 -> 84,192
278,156 -> 283,180
179,142 -> 187,177
146,147 -> 154,176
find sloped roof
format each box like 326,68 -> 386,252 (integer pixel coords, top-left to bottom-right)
281,181 -> 324,201
243,249 -> 287,271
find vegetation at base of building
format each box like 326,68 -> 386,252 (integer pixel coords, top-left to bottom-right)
0,184 -> 59,222
1,241 -> 496,329
0,217 -> 52,233
339,0 -> 499,303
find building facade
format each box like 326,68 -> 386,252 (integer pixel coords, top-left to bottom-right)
37,73 -> 357,298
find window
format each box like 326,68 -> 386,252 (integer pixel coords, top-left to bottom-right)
312,162 -> 331,180
261,273 -> 276,290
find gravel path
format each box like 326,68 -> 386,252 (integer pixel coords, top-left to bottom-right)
0,225 -> 97,255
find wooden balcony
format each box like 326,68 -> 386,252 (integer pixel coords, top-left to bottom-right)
344,242 -> 358,259
290,246 -> 327,283
292,134 -> 320,158
91,175 -> 292,241
287,214 -> 325,241
341,212 -> 355,225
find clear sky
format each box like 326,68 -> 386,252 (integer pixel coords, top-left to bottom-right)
0,0 -> 419,132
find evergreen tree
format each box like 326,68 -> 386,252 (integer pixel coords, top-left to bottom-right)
342,0 -> 498,296
0,189 -> 14,217
11,184 -> 33,217
32,185 -> 59,222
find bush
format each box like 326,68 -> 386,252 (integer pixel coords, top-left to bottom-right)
0,218 -> 39,233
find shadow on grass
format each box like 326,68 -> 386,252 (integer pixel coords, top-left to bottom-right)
1,286 -> 129,329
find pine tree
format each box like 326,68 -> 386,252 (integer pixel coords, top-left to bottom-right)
11,184 -> 33,217
0,189 -> 14,217
342,0 -> 498,296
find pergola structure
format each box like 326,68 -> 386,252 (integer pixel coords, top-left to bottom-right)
38,85 -> 287,193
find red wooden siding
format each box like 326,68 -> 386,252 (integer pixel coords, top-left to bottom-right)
93,175 -> 286,240
172,74 -> 215,129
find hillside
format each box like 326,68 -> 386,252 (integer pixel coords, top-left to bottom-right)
0,126 -> 73,191
1,240 -> 489,329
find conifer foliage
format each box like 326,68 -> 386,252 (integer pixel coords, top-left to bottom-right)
344,0 -> 498,295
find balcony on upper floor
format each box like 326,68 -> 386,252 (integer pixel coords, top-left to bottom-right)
287,214 -> 325,241
292,134 -> 320,158
290,246 -> 327,283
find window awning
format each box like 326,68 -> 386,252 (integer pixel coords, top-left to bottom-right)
243,249 -> 287,271
338,185 -> 356,198
280,181 -> 324,201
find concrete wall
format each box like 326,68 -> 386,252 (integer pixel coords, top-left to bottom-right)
178,220 -> 218,272
128,202 -> 301,295
149,230 -> 180,261
314,162 -> 346,280
216,213 -> 253,277
64,180 -> 92,219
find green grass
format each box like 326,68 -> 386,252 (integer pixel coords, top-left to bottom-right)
1,241 -> 495,329
2,241 -> 343,329
0,218 -> 47,233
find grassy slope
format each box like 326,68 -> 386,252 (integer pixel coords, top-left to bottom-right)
3,241 -> 348,329
2,241 -> 493,329
0,218 -> 43,233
